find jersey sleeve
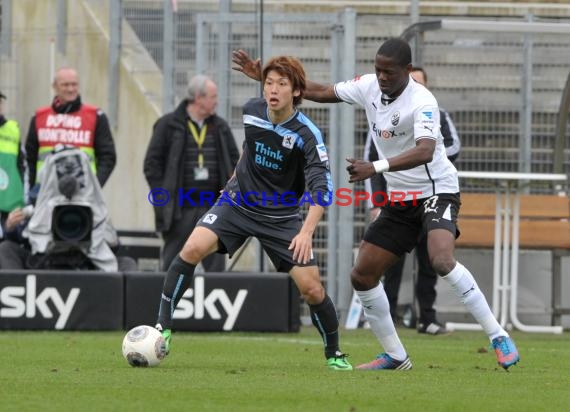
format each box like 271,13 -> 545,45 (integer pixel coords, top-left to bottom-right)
413,105 -> 440,142
333,74 -> 373,107
296,115 -> 334,205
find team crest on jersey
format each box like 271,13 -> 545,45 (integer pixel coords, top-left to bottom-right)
282,135 -> 295,149
391,111 -> 400,126
202,214 -> 218,224
316,143 -> 329,161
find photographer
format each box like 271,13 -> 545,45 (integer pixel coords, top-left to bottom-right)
22,146 -> 119,271
0,206 -> 33,269
1,146 -> 123,272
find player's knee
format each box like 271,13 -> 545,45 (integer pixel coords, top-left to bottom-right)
430,254 -> 456,275
350,267 -> 375,290
180,242 -> 208,264
300,283 -> 325,305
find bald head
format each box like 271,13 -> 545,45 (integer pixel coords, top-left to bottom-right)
53,67 -> 80,104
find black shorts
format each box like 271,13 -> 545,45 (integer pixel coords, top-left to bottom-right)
196,202 -> 316,273
363,193 -> 461,257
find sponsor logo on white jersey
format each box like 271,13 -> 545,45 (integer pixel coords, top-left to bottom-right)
421,111 -> 433,120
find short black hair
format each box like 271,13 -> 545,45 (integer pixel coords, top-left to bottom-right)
376,38 -> 412,67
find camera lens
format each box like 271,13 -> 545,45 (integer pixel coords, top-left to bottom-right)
52,205 -> 93,242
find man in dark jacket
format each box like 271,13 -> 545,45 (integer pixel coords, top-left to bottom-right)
144,74 -> 239,271
25,67 -> 116,189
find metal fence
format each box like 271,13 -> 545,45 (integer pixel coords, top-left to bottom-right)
120,6 -> 570,175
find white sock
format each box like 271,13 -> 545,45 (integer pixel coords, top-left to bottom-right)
442,262 -> 507,341
356,283 -> 407,361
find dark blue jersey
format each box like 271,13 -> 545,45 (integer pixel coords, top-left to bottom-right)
224,98 -> 333,217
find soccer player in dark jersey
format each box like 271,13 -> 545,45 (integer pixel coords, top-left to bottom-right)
154,56 -> 352,371
233,39 -> 519,372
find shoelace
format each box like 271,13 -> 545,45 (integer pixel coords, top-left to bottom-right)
376,353 -> 392,364
498,339 -> 511,354
492,338 -> 511,355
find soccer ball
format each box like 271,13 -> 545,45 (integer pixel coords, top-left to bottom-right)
122,325 -> 166,367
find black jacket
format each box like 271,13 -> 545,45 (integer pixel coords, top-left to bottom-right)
144,100 -> 240,232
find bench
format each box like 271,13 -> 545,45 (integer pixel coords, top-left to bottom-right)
456,193 -> 570,325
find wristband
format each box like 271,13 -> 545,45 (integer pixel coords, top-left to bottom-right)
373,159 -> 390,174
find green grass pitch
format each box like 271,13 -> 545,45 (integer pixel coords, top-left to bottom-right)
0,327 -> 569,411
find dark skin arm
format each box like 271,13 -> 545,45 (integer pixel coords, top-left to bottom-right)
346,138 -> 436,183
232,50 -> 436,183
231,49 -> 341,103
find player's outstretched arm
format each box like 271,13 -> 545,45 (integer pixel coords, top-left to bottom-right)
305,80 -> 340,103
232,49 -> 340,103
346,138 -> 436,183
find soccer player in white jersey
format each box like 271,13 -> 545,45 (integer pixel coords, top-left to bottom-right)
233,37 -> 520,371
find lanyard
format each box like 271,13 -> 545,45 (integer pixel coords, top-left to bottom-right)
188,121 -> 207,168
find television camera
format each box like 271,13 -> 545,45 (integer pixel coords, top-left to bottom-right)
23,146 -> 118,271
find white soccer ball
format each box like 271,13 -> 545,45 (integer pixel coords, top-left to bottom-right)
122,325 -> 166,367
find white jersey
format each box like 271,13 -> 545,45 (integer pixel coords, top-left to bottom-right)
335,74 -> 459,200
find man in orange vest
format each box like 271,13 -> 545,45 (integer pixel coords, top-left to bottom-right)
25,67 -> 116,189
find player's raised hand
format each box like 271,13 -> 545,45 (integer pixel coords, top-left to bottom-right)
231,49 -> 262,81
346,157 -> 376,183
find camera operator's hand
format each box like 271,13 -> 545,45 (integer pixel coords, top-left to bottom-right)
6,209 -> 26,231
